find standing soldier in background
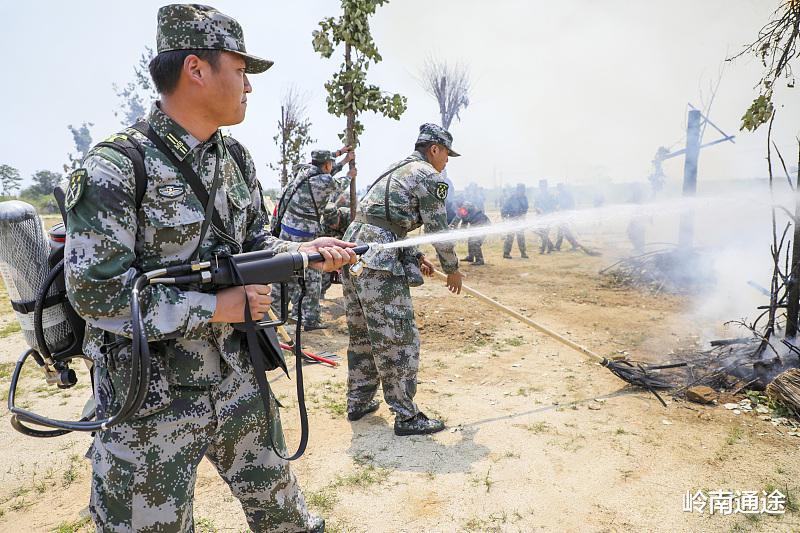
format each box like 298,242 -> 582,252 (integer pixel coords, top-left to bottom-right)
64,5 -> 356,531
272,147 -> 355,330
454,200 -> 491,265
342,123 -> 464,436
502,183 -> 529,259
533,179 -> 557,254
319,191 -> 352,298
554,182 -> 579,251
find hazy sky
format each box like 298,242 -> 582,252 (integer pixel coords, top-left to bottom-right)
1,1 -> 798,191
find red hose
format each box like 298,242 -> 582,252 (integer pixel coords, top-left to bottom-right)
279,342 -> 338,367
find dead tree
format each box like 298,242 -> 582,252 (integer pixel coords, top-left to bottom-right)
270,88 -> 314,188
419,58 -> 471,130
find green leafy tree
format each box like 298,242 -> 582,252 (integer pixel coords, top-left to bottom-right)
312,0 -> 407,217
64,122 -> 94,173
0,164 -> 22,197
23,170 -> 62,197
269,88 -> 315,188
734,1 -> 800,131
114,47 -> 157,125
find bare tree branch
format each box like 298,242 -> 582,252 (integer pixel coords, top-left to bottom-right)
270,87 -> 314,188
419,58 -> 471,130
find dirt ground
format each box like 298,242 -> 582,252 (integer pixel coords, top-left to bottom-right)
1,217 -> 799,533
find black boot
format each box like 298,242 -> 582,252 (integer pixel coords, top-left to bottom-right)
394,412 -> 445,436
304,322 -> 328,331
463,255 -> 474,262
347,399 -> 381,421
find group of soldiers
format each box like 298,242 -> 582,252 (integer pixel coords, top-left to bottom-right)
501,179 -> 589,258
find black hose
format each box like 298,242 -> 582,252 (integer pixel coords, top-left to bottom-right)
33,259 -> 64,361
8,275 -> 151,432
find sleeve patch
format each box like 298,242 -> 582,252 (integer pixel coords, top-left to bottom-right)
65,168 -> 88,211
435,182 -> 449,201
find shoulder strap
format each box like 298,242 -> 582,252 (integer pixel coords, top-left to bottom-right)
93,123 -> 148,209
360,160 -> 415,203
223,136 -> 248,182
130,123 -> 229,244
273,171 -> 317,235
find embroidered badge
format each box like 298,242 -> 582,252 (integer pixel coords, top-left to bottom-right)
157,184 -> 185,199
64,168 -> 88,211
435,181 -> 449,201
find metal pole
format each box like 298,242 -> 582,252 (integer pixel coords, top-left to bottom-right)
679,109 -> 702,249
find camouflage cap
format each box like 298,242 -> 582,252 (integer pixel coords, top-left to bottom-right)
416,123 -> 460,157
156,4 -> 273,74
311,150 -> 335,165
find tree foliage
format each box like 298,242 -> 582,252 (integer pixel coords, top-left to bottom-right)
419,58 -> 471,130
734,1 -> 800,131
114,47 -> 157,125
23,170 -> 62,197
0,164 -> 22,197
311,0 -> 407,145
64,123 -> 94,173
269,88 -> 315,188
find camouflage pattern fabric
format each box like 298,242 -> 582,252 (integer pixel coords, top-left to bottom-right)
89,370 -> 316,532
454,201 -> 490,262
341,150 -> 457,420
502,190 -> 529,256
503,230 -> 527,257
156,4 -> 272,74
277,162 -> 348,238
341,267 -> 419,419
343,151 -> 458,276
271,162 -> 349,325
416,123 -> 461,157
65,103 -> 317,531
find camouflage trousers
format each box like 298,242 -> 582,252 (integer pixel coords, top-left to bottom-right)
466,236 -> 485,262
536,227 -> 554,254
88,369 -> 317,533
271,268 -> 323,325
555,224 -> 579,250
342,267 -> 420,420
503,230 -> 527,256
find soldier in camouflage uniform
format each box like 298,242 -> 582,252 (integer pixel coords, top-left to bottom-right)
64,5 -> 355,532
319,192 -> 352,298
453,200 -> 491,265
272,149 -> 355,330
502,183 -> 529,258
533,179 -> 557,254
341,123 -> 465,436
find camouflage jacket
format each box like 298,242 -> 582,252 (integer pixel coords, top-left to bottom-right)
455,201 -> 490,227
501,193 -> 529,218
276,162 -> 348,242
65,104 -> 298,399
343,151 -> 458,275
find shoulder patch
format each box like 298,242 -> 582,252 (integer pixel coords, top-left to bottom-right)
435,181 -> 449,201
64,168 -> 88,211
157,184 -> 185,199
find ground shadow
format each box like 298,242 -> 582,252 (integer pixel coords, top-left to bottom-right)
346,415 -> 490,475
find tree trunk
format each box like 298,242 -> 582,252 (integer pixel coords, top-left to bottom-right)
345,42 -> 357,220
786,162 -> 800,338
280,105 -> 288,188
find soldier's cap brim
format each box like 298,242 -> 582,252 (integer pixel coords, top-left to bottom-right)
157,47 -> 274,74
448,147 -> 461,157
236,52 -> 273,74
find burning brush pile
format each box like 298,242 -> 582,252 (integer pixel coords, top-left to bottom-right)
600,247 -> 714,295
660,336 -> 800,428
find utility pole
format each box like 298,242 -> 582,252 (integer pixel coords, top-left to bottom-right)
678,109 -> 702,249
652,104 -> 735,250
